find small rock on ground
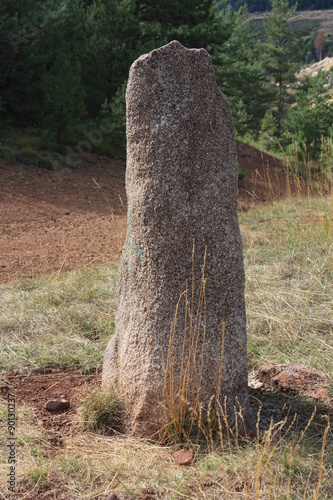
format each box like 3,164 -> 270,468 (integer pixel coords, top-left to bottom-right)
173,449 -> 194,466
45,399 -> 70,411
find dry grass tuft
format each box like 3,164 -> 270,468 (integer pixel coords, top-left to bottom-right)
78,386 -> 123,434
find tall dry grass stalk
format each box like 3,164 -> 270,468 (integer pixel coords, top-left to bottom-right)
279,136 -> 332,202
147,244 -> 226,443
248,135 -> 333,209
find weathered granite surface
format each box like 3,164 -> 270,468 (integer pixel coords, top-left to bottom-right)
102,40 -> 248,435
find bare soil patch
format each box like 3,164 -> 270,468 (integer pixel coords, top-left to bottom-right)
0,155 -> 127,283
1,369 -> 100,438
0,142 -> 288,284
237,141 -> 288,210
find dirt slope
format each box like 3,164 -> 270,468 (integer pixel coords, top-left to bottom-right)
0,142 -> 285,284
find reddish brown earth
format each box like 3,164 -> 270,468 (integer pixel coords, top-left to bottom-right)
257,364 -> 333,411
236,141 -> 291,210
0,154 -> 127,284
1,369 -> 100,438
0,141 -> 289,285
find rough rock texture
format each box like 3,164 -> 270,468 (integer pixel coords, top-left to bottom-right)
297,56 -> 333,78
257,364 -> 333,411
102,40 -> 248,435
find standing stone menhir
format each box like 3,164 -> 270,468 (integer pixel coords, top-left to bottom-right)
102,40 -> 248,435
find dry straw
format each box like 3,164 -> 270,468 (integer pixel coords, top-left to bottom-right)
147,243 -> 228,443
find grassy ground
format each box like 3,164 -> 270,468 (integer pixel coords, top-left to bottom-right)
0,192 -> 332,498
0,266 -> 118,373
242,196 -> 332,377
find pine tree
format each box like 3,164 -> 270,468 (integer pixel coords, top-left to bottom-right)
42,53 -> 85,144
213,5 -> 273,137
136,0 -> 215,49
0,0 -> 46,123
285,70 -> 333,160
262,0 -> 306,137
81,0 -> 139,116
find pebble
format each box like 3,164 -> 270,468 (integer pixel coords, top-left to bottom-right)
45,399 -> 70,411
172,449 -> 194,466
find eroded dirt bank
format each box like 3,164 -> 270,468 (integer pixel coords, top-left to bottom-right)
0,142 -> 285,284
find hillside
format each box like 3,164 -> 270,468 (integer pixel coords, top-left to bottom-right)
251,9 -> 333,36
227,0 -> 332,13
290,8 -> 333,35
0,141 -> 287,283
